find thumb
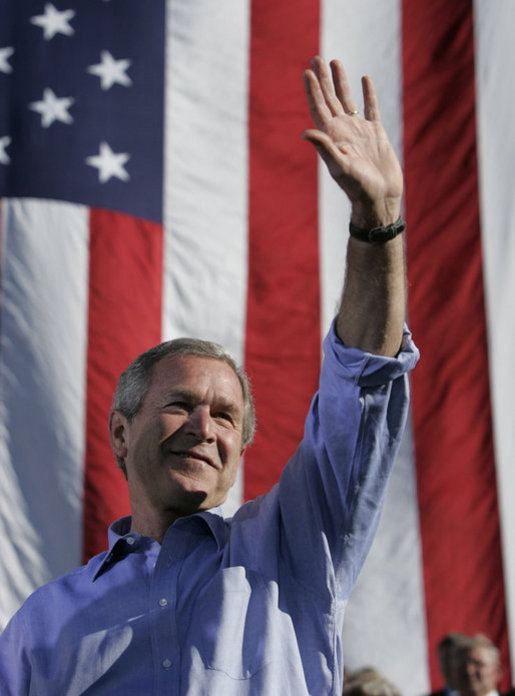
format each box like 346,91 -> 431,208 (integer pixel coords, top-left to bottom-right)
302,129 -> 344,173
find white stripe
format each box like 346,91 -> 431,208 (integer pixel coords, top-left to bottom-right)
0,199 -> 89,627
319,0 -> 405,336
320,3 -> 430,693
474,0 -> 515,671
162,0 -> 250,514
342,422 -> 428,693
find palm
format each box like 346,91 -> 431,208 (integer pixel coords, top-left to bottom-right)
321,116 -> 402,203
303,58 -> 403,224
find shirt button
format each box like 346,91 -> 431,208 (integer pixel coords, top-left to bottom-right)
126,537 -> 135,545
162,658 -> 172,669
159,598 -> 168,607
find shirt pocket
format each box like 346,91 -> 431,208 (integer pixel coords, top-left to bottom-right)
191,565 -> 271,680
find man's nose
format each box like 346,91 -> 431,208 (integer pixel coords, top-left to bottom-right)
185,406 -> 214,441
465,661 -> 476,676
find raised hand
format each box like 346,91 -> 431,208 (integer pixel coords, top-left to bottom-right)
302,56 -> 402,228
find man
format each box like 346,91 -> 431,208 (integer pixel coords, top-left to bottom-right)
430,633 -> 474,696
455,634 -> 514,696
0,57 -> 418,694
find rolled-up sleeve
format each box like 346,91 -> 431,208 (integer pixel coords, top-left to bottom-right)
278,320 -> 419,600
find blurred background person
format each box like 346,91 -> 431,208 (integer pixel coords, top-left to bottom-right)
455,634 -> 514,696
344,666 -> 402,696
429,632 -> 473,696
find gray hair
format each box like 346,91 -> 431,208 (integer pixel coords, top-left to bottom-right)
466,633 -> 500,666
112,337 -> 255,476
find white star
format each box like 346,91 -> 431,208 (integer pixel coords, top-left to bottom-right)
30,3 -> 75,40
0,136 -> 11,165
86,142 -> 130,183
87,51 -> 132,91
0,47 -> 14,74
29,88 -> 74,128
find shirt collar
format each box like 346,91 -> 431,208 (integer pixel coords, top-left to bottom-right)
92,516 -> 144,581
165,506 -> 228,550
185,506 -> 228,549
108,515 -> 132,546
92,508 -> 229,581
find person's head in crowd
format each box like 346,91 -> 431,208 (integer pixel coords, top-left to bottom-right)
455,634 -> 502,696
437,632 -> 473,690
343,666 -> 402,696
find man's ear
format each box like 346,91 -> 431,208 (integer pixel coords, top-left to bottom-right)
109,410 -> 129,460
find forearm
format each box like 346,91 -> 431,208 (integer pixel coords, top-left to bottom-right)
336,232 -> 406,357
302,57 -> 407,356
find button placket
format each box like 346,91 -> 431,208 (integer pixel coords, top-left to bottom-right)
150,531 -> 184,692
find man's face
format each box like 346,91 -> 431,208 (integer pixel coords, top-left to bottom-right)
457,646 -> 501,696
113,354 -> 246,520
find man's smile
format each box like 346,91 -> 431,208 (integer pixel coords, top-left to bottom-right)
169,450 -> 218,470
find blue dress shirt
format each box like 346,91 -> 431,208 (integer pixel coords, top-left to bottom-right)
0,322 -> 419,695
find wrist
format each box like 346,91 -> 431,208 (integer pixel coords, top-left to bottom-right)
350,197 -> 402,229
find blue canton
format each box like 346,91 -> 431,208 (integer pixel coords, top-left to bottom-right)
0,0 -> 165,222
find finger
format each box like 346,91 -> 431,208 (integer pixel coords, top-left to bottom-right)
302,69 -> 333,130
362,75 -> 381,121
330,60 -> 360,115
311,56 -> 345,117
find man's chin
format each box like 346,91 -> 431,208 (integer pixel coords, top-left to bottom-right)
461,685 -> 481,696
172,488 -> 230,517
163,469 -> 231,515
167,477 -> 223,514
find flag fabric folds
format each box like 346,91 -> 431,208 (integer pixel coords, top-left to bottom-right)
1,1 -> 515,693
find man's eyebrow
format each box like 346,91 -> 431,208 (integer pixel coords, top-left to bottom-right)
163,390 -> 241,413
163,389 -> 198,403
212,398 -> 241,415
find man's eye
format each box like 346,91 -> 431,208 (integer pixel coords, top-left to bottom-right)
214,412 -> 233,423
168,401 -> 189,410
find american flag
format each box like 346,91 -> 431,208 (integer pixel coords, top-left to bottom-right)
1,1 -> 515,693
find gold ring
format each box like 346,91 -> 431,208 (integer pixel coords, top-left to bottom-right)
348,110 -> 359,116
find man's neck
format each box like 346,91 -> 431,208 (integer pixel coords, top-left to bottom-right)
130,508 -> 180,544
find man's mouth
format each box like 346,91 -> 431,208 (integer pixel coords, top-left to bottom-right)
171,451 -> 217,469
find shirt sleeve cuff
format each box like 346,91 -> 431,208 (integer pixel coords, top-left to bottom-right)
322,318 -> 420,388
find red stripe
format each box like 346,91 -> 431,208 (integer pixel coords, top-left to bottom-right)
402,2 -> 511,686
244,3 -> 321,499
83,209 -> 163,561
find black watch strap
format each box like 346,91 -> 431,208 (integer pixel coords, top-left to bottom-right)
349,217 -> 406,244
